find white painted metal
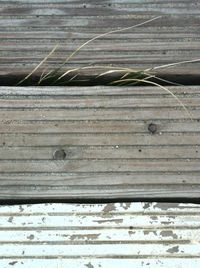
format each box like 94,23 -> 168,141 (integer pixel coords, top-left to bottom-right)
0,202 -> 199,267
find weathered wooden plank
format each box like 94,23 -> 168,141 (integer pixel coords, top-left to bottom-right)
0,1 -> 200,85
0,173 -> 200,185
0,202 -> 199,267
0,145 -> 199,160
2,108 -> 200,121
0,86 -> 200,95
1,121 -> 200,133
1,159 -> 200,173
1,185 -> 200,199
0,97 -> 199,108
0,85 -> 200,199
1,133 -> 200,146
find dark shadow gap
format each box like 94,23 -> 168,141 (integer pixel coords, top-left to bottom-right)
1,198 -> 200,206
0,73 -> 200,86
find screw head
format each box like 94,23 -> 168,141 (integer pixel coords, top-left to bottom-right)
53,149 -> 66,160
148,123 -> 157,134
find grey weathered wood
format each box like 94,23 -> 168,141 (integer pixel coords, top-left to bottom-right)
1,146 -> 200,159
0,85 -> 200,199
0,0 -> 200,84
0,202 -> 200,267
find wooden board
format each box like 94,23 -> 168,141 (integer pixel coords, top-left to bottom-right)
0,0 -> 200,85
0,202 -> 200,267
0,85 -> 200,200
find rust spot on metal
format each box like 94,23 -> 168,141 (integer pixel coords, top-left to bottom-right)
167,245 -> 179,253
160,230 -> 178,239
103,203 -> 116,213
70,234 -> 100,241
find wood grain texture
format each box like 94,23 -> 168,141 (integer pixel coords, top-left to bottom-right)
0,0 -> 200,85
0,85 -> 200,200
0,202 -> 200,267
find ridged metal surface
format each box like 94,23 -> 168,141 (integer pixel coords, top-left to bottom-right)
0,202 -> 200,267
0,0 -> 200,84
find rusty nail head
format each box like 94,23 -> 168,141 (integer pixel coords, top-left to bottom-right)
53,149 -> 66,160
148,123 -> 157,134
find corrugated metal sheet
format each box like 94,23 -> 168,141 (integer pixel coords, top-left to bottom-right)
0,202 -> 200,267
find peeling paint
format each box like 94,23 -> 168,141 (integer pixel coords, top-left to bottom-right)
70,234 -> 100,241
150,216 -> 158,221
143,230 -> 157,236
19,206 -> 24,212
167,246 -> 179,253
27,234 -> 34,240
0,202 -> 199,266
154,203 -> 180,210
143,203 -> 151,210
85,262 -> 94,268
103,203 -> 116,213
160,230 -> 178,239
120,203 -> 131,210
8,216 -> 13,223
9,261 -> 18,266
94,218 -> 123,224
161,221 -> 172,225
128,231 -> 135,236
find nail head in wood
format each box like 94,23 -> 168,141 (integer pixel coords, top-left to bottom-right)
53,149 -> 66,160
148,123 -> 157,134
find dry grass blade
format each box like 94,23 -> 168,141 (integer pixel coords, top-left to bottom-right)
50,16 -> 161,83
147,58 -> 200,71
17,44 -> 59,86
96,70 -> 130,78
110,78 -> 193,120
152,76 -> 183,86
